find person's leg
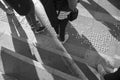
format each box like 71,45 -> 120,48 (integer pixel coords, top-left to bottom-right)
40,0 -> 59,34
59,19 -> 69,42
25,14 -> 33,27
25,1 -> 45,33
25,1 -> 37,28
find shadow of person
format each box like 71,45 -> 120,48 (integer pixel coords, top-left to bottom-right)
34,28 -> 80,78
108,0 -> 120,10
6,11 -> 76,78
78,0 -> 120,41
6,13 -> 36,60
6,11 -> 79,78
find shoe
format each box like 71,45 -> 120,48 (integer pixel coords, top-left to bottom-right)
61,34 -> 69,44
34,26 -> 46,33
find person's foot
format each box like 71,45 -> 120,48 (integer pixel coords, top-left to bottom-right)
34,26 -> 46,33
30,20 -> 46,33
60,34 -> 69,44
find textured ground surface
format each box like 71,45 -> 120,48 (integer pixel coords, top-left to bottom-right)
0,0 -> 120,80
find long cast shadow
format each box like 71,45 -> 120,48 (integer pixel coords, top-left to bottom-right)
6,13 -> 36,60
6,12 -> 68,80
6,12 -> 76,79
79,0 -> 120,41
34,22 -> 100,80
35,29 -> 80,78
5,13 -> 41,80
5,4 -> 98,79
7,12 -> 78,79
5,11 -> 66,80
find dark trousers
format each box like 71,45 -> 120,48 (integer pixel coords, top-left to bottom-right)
58,19 -> 68,41
40,0 -> 59,33
40,0 -> 68,41
25,1 -> 37,27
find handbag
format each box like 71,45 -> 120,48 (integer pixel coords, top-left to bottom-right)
68,8 -> 78,21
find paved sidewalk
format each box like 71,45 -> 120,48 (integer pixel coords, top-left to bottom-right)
71,0 -> 120,68
0,7 -> 101,80
0,0 -> 120,80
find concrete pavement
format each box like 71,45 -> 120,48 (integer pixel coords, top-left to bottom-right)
71,0 -> 120,68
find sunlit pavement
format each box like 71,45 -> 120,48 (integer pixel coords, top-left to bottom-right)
70,0 -> 120,67
0,0 -> 120,80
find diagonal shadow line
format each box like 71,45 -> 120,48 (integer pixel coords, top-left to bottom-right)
6,13 -> 73,79
79,0 -> 120,41
1,47 -> 41,80
6,14 -> 18,37
6,12 -> 71,79
1,47 -> 82,80
5,13 -> 57,80
6,13 -> 36,60
108,0 -> 120,10
33,30 -> 79,77
34,26 -> 101,80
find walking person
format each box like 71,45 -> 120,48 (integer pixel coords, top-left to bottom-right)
2,0 -> 45,33
40,0 -> 78,43
54,0 -> 78,43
